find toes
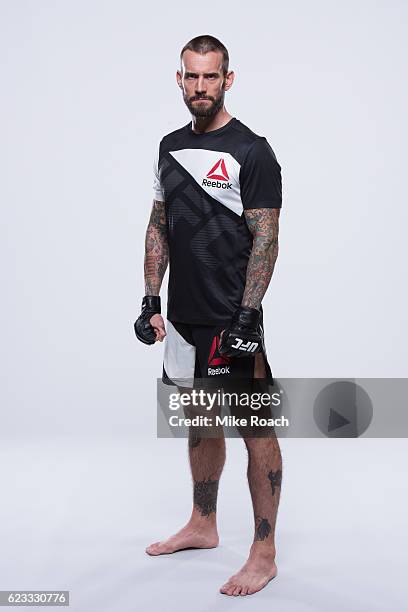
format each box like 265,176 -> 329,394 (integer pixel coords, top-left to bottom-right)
220,565 -> 276,596
145,543 -> 159,555
220,581 -> 233,595
146,542 -> 169,556
247,582 -> 261,596
221,583 -> 236,596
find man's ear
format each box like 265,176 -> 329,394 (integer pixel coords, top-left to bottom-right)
176,70 -> 183,88
223,70 -> 235,91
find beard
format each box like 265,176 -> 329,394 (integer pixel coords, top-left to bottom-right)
183,90 -> 225,118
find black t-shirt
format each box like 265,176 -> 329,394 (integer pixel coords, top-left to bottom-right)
153,117 -> 282,325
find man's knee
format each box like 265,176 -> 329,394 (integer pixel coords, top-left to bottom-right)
189,428 -> 225,447
243,436 -> 281,458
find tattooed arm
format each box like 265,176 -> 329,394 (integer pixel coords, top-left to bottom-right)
142,199 -> 168,341
144,199 -> 168,296
242,208 -> 280,310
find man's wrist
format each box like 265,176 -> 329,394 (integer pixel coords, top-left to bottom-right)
142,295 -> 161,313
235,305 -> 260,329
241,296 -> 262,309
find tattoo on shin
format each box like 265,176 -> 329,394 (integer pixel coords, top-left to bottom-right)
255,516 -> 272,541
193,477 -> 219,517
268,469 -> 282,496
189,434 -> 202,449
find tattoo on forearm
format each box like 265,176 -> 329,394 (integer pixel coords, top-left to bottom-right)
144,199 -> 168,295
193,477 -> 219,516
268,469 -> 282,496
255,516 -> 272,541
242,208 -> 280,309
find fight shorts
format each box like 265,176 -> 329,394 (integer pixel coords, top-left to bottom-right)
162,319 -> 273,387
162,320 -> 278,438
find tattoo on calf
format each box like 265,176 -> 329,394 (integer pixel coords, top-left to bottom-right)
255,516 -> 272,541
268,469 -> 282,496
193,477 -> 219,516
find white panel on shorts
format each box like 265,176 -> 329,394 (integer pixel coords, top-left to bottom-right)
169,149 -> 243,216
163,321 -> 195,387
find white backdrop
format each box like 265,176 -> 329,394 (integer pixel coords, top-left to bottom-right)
0,4 -> 407,610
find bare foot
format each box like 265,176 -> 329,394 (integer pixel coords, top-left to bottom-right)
146,522 -> 219,556
220,546 -> 277,596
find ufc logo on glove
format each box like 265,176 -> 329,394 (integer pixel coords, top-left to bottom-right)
231,338 -> 259,353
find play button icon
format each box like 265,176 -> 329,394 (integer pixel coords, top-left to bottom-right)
328,408 -> 350,432
313,381 -> 373,437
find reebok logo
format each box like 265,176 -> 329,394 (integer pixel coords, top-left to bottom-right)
208,366 -> 231,376
202,178 -> 232,189
208,335 -> 230,366
202,158 -> 232,190
207,158 -> 229,181
208,335 -> 231,375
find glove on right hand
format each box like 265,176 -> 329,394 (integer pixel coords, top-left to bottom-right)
133,296 -> 161,345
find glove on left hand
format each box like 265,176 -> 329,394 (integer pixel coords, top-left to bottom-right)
219,306 -> 264,358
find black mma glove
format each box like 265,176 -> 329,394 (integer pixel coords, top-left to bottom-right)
134,296 -> 161,345
219,306 -> 264,358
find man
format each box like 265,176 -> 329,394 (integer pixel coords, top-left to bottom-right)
134,35 -> 283,597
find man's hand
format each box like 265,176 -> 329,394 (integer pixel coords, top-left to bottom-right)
134,296 -> 164,345
150,313 -> 166,342
219,306 -> 264,358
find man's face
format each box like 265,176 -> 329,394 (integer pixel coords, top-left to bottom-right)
177,50 -> 234,118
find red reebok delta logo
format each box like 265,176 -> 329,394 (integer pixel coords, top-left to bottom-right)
206,158 -> 229,181
202,158 -> 233,190
208,335 -> 230,366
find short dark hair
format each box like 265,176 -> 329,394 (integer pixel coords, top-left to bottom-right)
180,35 -> 229,75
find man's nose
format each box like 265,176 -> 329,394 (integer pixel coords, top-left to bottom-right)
195,76 -> 206,93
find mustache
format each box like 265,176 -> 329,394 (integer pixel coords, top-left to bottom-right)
189,95 -> 215,102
